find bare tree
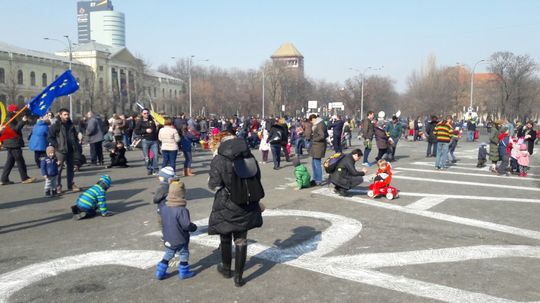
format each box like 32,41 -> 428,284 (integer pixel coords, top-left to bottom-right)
488,51 -> 538,120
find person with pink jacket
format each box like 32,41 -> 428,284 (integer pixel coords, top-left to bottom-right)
515,143 -> 530,177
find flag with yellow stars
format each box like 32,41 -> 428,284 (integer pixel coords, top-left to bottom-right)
27,70 -> 79,117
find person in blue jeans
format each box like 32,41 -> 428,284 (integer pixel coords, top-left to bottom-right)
158,118 -> 180,171
267,123 -> 285,170
135,109 -> 159,175
309,114 -> 328,185
180,125 -> 194,176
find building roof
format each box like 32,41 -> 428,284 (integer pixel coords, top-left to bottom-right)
0,41 -> 82,65
271,43 -> 303,58
70,41 -> 124,56
146,69 -> 182,82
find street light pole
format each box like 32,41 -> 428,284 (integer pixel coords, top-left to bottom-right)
188,55 -> 194,118
350,66 -> 383,119
262,69 -> 265,118
470,59 -> 486,110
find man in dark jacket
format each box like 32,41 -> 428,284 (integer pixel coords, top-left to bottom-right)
330,149 -> 367,196
0,105 -> 35,185
208,136 -> 264,287
48,108 -> 81,192
328,115 -> 345,153
85,111 -> 104,166
425,115 -> 438,157
267,122 -> 285,169
360,111 -> 375,165
134,108 -> 159,175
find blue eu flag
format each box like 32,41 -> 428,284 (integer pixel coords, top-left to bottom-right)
27,70 -> 79,117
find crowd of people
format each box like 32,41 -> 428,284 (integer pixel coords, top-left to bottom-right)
0,103 -> 538,286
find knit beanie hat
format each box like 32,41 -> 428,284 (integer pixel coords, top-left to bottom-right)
158,166 -> 176,184
46,146 -> 55,154
7,104 -> 18,113
166,180 -> 186,206
99,175 -> 112,188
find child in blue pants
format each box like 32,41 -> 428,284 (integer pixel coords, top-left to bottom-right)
155,180 -> 197,280
71,175 -> 114,220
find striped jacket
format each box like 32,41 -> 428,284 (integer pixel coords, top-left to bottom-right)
435,121 -> 453,143
76,184 -> 108,214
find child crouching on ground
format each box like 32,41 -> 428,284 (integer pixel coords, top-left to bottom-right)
155,180 -> 198,280
107,141 -> 129,168
292,157 -> 311,190
477,142 -> 488,168
41,146 -> 59,197
71,175 -> 113,220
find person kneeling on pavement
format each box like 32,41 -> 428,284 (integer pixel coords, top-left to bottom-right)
330,149 -> 367,196
71,175 -> 114,220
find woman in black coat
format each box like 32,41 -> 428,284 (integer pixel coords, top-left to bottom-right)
208,134 -> 264,287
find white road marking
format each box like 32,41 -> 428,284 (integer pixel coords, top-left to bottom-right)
392,175 -> 540,192
3,209 -> 540,303
313,187 -> 540,241
406,197 -> 447,210
395,167 -> 540,181
412,161 -> 539,171
0,250 -> 163,303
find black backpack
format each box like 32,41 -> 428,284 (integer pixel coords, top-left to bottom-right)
227,155 -> 265,204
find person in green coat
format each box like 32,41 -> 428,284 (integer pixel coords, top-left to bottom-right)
489,120 -> 502,172
293,157 -> 311,189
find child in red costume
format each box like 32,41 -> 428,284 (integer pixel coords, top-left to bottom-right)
374,159 -> 392,185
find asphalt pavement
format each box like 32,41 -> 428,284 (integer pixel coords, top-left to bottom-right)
1,135 -> 539,303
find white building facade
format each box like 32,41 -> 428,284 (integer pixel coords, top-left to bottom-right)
0,41 -> 183,118
89,10 -> 126,47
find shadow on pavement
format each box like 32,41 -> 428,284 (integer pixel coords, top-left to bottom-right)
244,226 -> 322,284
0,212 -> 72,235
0,195 -> 63,210
186,187 -> 214,200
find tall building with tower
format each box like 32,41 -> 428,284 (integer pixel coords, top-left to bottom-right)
77,0 -> 125,47
271,42 -> 304,78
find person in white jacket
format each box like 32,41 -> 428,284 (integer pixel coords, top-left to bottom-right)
158,118 -> 181,172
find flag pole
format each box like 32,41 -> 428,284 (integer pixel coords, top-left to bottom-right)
1,105 -> 28,127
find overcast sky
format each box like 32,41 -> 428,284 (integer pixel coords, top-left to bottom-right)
2,0 -> 539,92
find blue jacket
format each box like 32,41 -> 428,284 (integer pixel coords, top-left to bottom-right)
29,120 -> 49,152
40,157 -> 59,177
76,184 -> 109,214
180,134 -> 192,152
160,204 -> 197,249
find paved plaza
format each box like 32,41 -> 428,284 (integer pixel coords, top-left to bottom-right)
1,136 -> 539,303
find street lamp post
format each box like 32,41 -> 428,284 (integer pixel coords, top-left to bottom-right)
262,69 -> 265,118
44,35 -> 74,119
188,55 -> 194,117
349,66 -> 384,118
470,59 -> 486,110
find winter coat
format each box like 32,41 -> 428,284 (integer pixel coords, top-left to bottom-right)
498,133 -> 510,158
385,121 -> 402,141
208,138 -> 263,235
374,126 -> 389,149
489,126 -> 501,162
112,118 -> 125,136
153,183 -> 169,205
516,150 -> 530,167
134,118 -> 158,141
259,130 -> 270,151
328,119 -> 345,142
294,164 -> 311,188
158,126 -> 180,151
85,116 -> 104,144
302,120 -> 313,139
160,204 -> 197,249
425,120 -> 438,143
329,154 -> 365,190
28,120 -> 49,152
361,118 -> 374,140
1,115 -> 25,149
48,119 -> 81,155
40,156 -> 59,177
267,124 -> 285,146
180,133 -> 193,152
199,120 -> 208,132
310,118 -> 328,159
523,128 -> 536,155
